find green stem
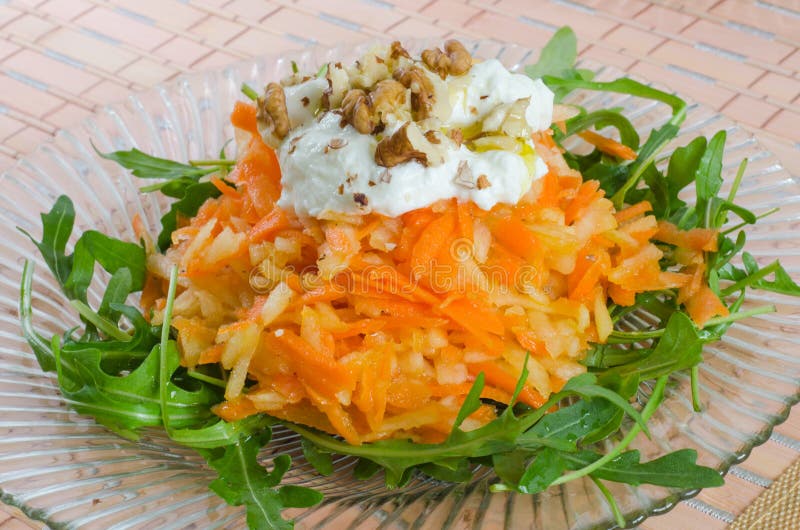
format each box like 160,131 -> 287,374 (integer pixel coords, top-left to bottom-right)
69,300 -> 131,342
721,207 -> 779,236
690,365 -> 702,412
609,304 -> 775,343
592,476 -> 626,528
727,158 -> 748,204
550,376 -> 668,486
240,82 -> 259,101
187,369 -> 227,388
189,159 -> 237,167
703,304 -> 775,326
159,265 -> 179,434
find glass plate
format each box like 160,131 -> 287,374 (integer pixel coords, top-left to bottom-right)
1,40 -> 798,530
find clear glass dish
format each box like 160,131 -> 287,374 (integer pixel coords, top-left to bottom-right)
1,40 -> 798,530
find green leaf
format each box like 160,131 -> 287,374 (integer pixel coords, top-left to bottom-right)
517,448 -> 566,494
206,432 -> 299,530
611,123 -> 680,209
98,268 -> 132,322
719,253 -> 800,296
695,130 -> 726,224
157,182 -> 221,251
18,195 -> 75,290
563,449 -> 723,488
518,397 -> 620,451
602,312 -> 704,381
95,146 -> 213,180
542,77 -> 686,120
664,136 -> 707,217
64,230 -> 146,303
492,450 -> 530,486
561,374 -> 649,436
278,485 -> 324,508
525,27 -> 577,81
301,437 -> 334,476
449,372 -> 485,438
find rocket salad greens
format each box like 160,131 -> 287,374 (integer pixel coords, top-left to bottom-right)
18,27 -> 800,529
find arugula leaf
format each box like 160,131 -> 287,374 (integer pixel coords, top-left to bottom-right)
205,432 -> 321,530
18,195 -> 74,289
611,123 -> 680,209
602,312 -> 704,381
20,196 -> 146,305
664,136 -> 707,218
518,398 -> 618,451
516,448 -> 566,494
301,437 -> 334,476
95,146 -> 214,180
525,26 -> 578,81
542,77 -> 686,121
563,449 -> 723,488
695,130 -> 726,225
719,252 -> 800,296
98,268 -> 132,322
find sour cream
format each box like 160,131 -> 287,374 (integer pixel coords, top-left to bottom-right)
275,58 -> 554,218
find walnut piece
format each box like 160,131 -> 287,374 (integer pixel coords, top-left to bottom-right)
374,123 -> 428,167
476,174 -> 491,190
341,89 -> 375,134
393,66 -> 435,120
421,39 -> 473,79
389,41 -> 411,60
369,79 -> 407,122
375,122 -> 447,168
444,40 -> 472,76
256,82 -> 290,147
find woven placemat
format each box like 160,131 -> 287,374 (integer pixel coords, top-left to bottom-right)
729,456 -> 800,530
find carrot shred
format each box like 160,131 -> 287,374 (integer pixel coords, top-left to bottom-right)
248,207 -> 290,243
578,130 -> 637,160
468,362 -> 545,408
230,101 -> 258,135
614,201 -> 652,223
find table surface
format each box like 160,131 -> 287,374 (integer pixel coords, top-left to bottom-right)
0,1 -> 798,529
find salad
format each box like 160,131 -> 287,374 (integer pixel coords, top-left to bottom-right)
18,28 -> 800,529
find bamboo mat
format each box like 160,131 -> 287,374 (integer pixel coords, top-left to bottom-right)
0,1 -> 799,529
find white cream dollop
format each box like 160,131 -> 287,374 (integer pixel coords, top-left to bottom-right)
276,58 -> 554,218
448,59 -> 554,132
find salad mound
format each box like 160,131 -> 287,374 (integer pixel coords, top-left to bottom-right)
19,28 -> 800,530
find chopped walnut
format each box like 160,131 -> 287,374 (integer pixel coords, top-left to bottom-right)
393,66 -> 435,120
328,138 -> 347,149
341,89 -> 375,134
421,48 -> 451,80
301,96 -> 310,107
379,169 -> 392,183
256,82 -> 290,147
421,39 -> 473,79
444,40 -> 472,75
353,193 -> 369,207
369,79 -> 407,123
389,41 -> 411,60
374,123 -> 428,167
476,174 -> 491,190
